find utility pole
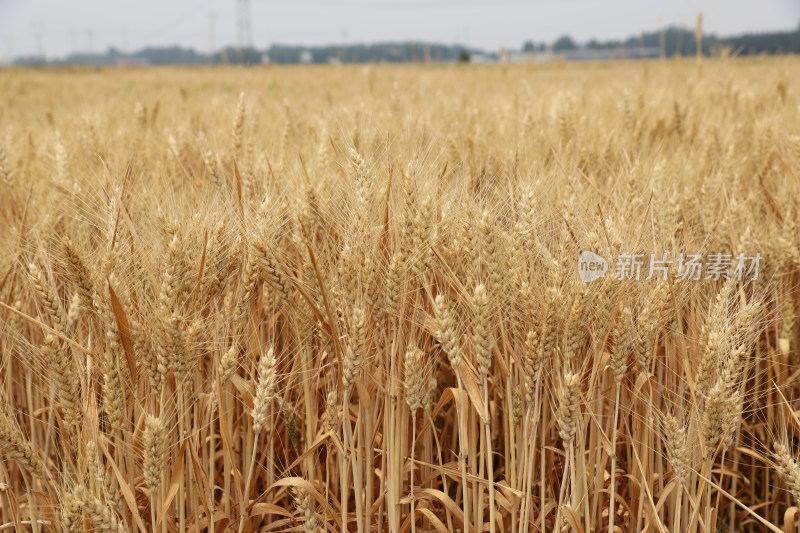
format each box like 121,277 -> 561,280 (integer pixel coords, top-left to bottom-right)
209,12 -> 216,63
4,36 -> 13,66
71,29 -> 79,54
695,13 -> 703,79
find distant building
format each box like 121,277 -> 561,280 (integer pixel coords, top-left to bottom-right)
502,51 -> 536,63
499,46 -> 661,64
470,53 -> 491,64
300,50 -> 313,64
560,47 -> 660,61
115,58 -> 149,67
533,51 -> 556,63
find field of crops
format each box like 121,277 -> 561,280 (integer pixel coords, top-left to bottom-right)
1,58 -> 800,532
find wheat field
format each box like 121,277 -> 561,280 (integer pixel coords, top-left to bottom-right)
1,58 -> 800,532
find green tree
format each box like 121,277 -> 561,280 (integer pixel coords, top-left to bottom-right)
553,35 -> 577,51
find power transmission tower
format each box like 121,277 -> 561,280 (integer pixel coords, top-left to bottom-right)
237,0 -> 253,50
31,23 -> 44,60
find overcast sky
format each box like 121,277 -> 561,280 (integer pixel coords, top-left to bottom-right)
1,0 -> 798,60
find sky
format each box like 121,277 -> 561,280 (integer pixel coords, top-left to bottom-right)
1,0 -> 798,60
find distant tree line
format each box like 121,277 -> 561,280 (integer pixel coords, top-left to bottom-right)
10,23 -> 800,66
12,42 -> 479,66
525,24 -> 800,57
267,42 -> 476,64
